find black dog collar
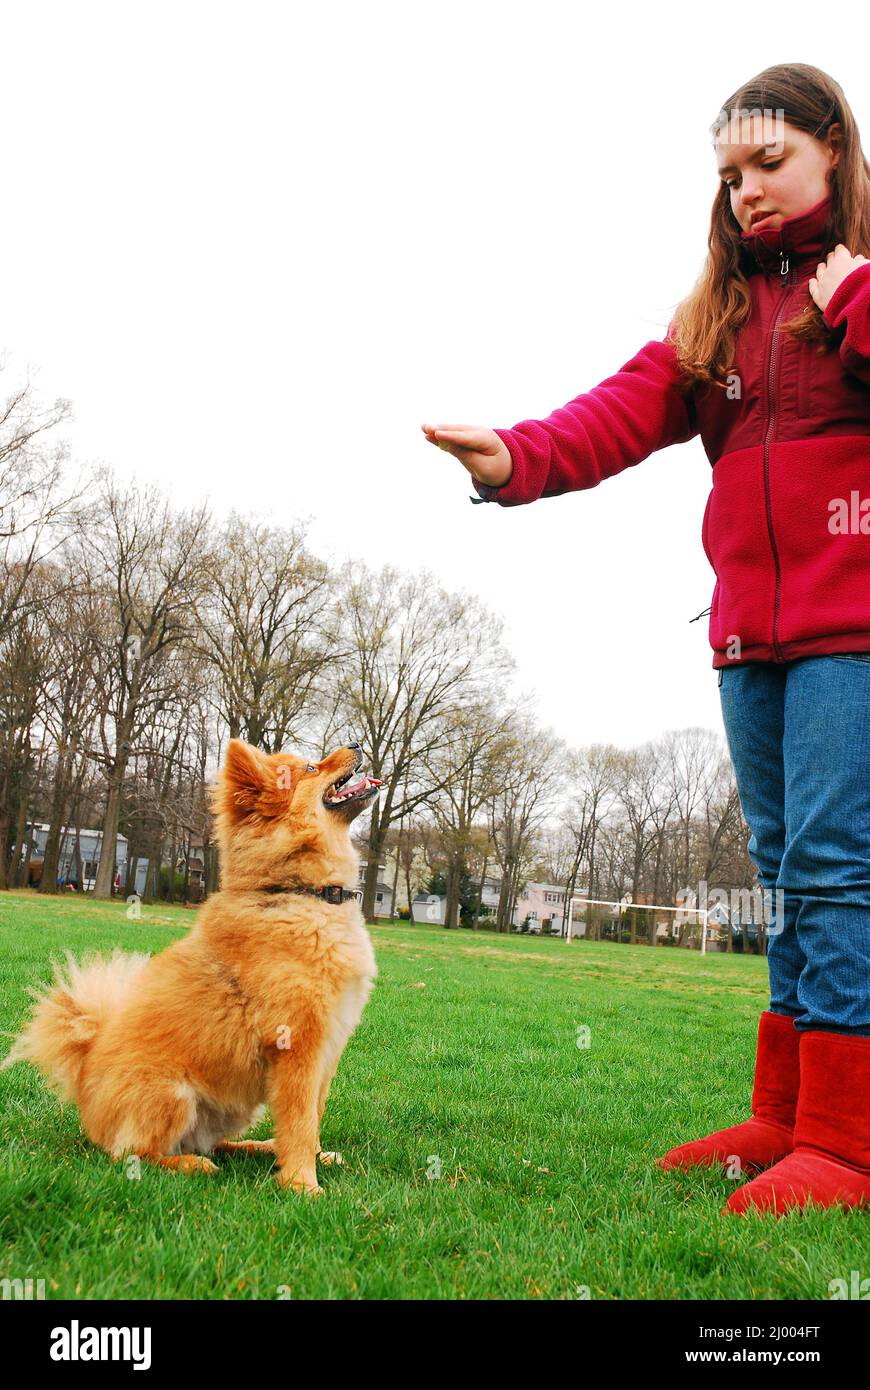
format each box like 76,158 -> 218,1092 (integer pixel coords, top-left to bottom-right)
261,884 -> 358,904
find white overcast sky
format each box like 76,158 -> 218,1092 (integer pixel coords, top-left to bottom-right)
3,4 -> 868,749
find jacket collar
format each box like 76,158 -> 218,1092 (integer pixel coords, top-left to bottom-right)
739,194 -> 832,276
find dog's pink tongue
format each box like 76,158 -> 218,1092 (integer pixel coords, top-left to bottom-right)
346,776 -> 381,795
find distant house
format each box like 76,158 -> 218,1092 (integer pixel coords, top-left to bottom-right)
477,875 -> 502,915
400,868 -> 723,946
179,839 -> 207,895
514,881 -> 582,935
407,877 -> 574,929
357,860 -> 394,918
408,873 -> 502,926
24,824 -> 149,895
411,892 -> 445,925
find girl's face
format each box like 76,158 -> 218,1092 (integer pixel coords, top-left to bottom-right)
715,115 -> 841,235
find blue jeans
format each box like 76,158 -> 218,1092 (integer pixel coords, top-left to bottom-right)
718,655 -> 870,1036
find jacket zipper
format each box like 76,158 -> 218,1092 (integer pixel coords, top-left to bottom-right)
683,250 -> 794,639
762,250 -> 792,662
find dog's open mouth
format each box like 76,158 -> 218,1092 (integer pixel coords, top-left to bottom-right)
324,764 -> 384,811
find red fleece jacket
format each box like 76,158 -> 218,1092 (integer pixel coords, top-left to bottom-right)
470,195 -> 870,669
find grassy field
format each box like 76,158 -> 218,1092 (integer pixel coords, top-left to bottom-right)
0,889 -> 867,1300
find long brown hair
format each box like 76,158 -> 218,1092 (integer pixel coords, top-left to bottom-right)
669,64 -> 870,390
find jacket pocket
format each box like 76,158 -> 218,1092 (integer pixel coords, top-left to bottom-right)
796,343 -> 813,420
703,446 -> 772,655
770,436 -> 870,647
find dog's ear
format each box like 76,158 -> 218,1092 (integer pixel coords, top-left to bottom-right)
220,739 -> 272,819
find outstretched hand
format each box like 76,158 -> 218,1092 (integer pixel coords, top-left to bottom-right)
420,423 -> 513,488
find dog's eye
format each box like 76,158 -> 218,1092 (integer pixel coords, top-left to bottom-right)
306,763 -> 317,773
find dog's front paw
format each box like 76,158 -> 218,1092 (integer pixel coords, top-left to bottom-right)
318,1150 -> 343,1167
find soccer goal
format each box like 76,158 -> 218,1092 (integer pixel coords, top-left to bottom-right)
565,894 -> 713,951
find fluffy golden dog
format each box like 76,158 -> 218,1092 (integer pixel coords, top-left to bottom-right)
3,739 -> 382,1195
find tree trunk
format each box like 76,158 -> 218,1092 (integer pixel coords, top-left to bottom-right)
472,853 -> 488,931
39,752 -> 72,895
362,811 -> 387,923
167,830 -> 178,903
495,860 -> 513,933
11,750 -> 31,887
390,825 -> 401,920
205,841 -> 219,896
146,843 -> 163,902
360,854 -> 378,923
19,826 -> 37,887
444,855 -> 461,930
94,775 -> 124,899
72,817 -> 83,889
125,854 -> 139,898
0,797 -> 10,891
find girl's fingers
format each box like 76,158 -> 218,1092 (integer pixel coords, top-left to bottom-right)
432,429 -> 483,444
421,425 -> 481,441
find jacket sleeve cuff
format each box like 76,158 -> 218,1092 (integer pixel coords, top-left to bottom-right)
823,260 -> 870,385
469,474 -> 499,503
467,439 -> 528,505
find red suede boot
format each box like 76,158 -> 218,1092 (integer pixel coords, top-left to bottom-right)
656,1011 -> 799,1175
724,1029 -> 870,1215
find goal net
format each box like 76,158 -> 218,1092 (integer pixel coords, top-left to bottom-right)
565,895 -> 712,950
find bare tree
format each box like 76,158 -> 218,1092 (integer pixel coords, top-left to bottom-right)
558,743 -> 621,938
662,727 -> 724,890
421,700 -> 516,929
483,717 -> 565,932
195,513 -> 336,751
0,563 -> 53,888
327,562 -> 516,923
36,559 -> 105,893
0,367 -> 85,637
72,471 -> 211,898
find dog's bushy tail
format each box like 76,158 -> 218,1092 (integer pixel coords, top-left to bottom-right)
1,949 -> 151,1102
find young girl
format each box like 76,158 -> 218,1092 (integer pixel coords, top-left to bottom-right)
422,64 -> 870,1217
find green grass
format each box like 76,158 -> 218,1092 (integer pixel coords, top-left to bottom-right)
0,889 -> 867,1300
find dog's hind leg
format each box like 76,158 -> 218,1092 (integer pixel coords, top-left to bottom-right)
315,1065 -> 343,1167
105,1082 -> 217,1175
213,1138 -> 276,1156
142,1154 -> 219,1175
